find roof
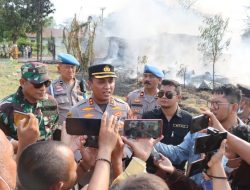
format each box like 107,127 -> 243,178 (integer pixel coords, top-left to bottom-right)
26,28 -> 63,38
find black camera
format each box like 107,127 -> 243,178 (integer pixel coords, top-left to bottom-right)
190,115 -> 209,134
186,127 -> 227,177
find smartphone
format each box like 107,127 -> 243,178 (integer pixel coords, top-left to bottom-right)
123,119 -> 163,139
151,147 -> 161,161
13,110 -> 30,128
186,158 -> 205,177
190,115 -> 209,133
66,118 -> 101,136
194,132 -> 227,154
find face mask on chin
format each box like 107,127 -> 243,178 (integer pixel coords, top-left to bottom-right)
222,155 -> 240,175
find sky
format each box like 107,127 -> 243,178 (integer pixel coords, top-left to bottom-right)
51,0 -> 249,29
50,0 -> 250,84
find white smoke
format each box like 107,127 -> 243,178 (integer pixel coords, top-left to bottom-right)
92,0 -> 250,85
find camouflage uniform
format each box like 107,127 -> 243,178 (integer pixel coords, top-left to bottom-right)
0,62 -> 59,140
127,88 -> 159,119
49,78 -> 83,125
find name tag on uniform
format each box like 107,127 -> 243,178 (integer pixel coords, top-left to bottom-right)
173,124 -> 189,128
131,104 -> 143,107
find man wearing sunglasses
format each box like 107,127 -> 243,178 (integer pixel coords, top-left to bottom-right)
0,62 -> 59,141
127,64 -> 164,118
142,79 -> 192,171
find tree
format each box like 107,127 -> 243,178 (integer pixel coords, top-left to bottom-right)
25,0 -> 55,61
63,15 -> 97,72
0,0 -> 29,43
176,64 -> 187,88
198,15 -> 230,89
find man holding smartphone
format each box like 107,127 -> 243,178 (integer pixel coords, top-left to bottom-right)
142,79 -> 192,171
126,64 -> 164,118
0,62 -> 59,141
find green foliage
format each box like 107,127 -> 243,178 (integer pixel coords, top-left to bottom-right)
198,15 -> 230,63
198,15 -> 231,89
0,0 -> 55,43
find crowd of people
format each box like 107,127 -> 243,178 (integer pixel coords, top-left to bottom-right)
0,52 -> 250,190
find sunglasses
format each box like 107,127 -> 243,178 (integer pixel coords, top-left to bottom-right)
31,80 -> 51,89
157,90 -> 177,99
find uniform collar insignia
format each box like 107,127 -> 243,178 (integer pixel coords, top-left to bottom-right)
110,97 -> 114,105
89,98 -> 94,105
67,112 -> 73,118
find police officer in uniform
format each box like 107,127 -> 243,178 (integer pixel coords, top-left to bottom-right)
48,53 -> 85,127
237,83 -> 250,125
69,63 -> 132,120
68,63 -> 132,186
0,62 -> 59,141
127,64 -> 164,118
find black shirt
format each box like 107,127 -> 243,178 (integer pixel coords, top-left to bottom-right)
142,107 -> 192,171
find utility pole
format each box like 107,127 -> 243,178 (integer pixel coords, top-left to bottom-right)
100,7 -> 105,25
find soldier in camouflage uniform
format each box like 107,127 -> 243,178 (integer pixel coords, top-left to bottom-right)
48,53 -> 84,126
127,64 -> 164,118
0,62 -> 59,140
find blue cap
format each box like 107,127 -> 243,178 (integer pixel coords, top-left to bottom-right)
144,64 -> 164,78
57,53 -> 80,66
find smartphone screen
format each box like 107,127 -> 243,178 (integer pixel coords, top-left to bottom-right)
66,118 -> 101,136
13,110 -> 30,128
123,119 -> 163,139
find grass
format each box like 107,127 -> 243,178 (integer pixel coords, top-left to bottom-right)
0,59 -> 211,115
0,59 -> 58,99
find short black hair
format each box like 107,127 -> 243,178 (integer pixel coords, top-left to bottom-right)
212,84 -> 242,104
161,79 -> 181,95
232,125 -> 250,143
18,141 -> 71,190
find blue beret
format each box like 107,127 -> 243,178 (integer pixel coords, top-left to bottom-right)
144,64 -> 164,78
57,53 -> 80,66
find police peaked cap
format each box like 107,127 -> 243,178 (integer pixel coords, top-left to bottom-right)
144,64 -> 164,78
88,64 -> 117,79
237,83 -> 250,99
57,53 -> 80,66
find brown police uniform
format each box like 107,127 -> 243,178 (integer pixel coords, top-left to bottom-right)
127,88 -> 159,118
49,77 -> 83,125
69,96 -> 132,120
